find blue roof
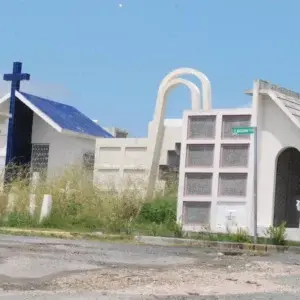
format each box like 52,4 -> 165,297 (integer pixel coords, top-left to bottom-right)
19,92 -> 113,138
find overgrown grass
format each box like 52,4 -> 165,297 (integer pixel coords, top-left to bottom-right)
0,166 -> 298,247
196,228 -> 252,244
195,222 -> 298,246
265,222 -> 288,246
0,165 -> 180,236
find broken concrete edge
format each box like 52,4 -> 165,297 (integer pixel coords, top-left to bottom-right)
134,235 -> 300,254
0,228 -> 299,254
0,227 -> 134,242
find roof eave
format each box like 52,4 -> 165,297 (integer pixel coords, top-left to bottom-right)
244,88 -> 253,96
260,89 -> 300,131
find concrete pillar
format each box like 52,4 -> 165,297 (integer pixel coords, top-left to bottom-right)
6,193 -> 16,213
29,172 -> 40,216
29,194 -> 36,217
40,194 -> 52,222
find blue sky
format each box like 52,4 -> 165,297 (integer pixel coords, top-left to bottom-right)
0,0 -> 299,136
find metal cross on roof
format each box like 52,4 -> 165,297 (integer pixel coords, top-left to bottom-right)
3,61 -> 30,92
3,62 -> 31,167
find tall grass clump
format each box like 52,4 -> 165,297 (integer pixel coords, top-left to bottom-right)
265,222 -> 287,245
38,167 -> 146,232
0,164 -> 179,236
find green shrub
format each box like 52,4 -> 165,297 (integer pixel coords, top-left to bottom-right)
5,212 -> 38,228
138,196 -> 176,224
265,222 -> 287,245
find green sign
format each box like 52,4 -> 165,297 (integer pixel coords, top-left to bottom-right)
232,127 -> 255,135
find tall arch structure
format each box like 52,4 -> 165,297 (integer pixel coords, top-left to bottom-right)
146,68 -> 212,199
162,77 -> 202,111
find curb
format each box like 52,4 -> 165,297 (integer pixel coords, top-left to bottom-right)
0,227 -> 133,242
134,235 -> 300,254
0,227 -> 74,238
1,228 -> 300,254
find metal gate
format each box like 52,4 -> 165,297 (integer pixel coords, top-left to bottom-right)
31,143 -> 50,177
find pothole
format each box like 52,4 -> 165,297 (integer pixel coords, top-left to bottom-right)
221,251 -> 243,256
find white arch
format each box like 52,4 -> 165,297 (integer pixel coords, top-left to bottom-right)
160,77 -> 202,112
152,68 -> 212,120
146,68 -> 211,199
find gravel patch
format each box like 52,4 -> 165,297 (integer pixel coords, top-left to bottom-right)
50,256 -> 300,296
1,235 -> 300,298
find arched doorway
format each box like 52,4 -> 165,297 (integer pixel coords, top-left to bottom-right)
274,147 -> 300,227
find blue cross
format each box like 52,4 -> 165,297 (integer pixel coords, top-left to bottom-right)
3,62 -> 30,91
3,62 -> 30,166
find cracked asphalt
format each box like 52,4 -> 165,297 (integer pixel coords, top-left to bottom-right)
0,235 -> 300,299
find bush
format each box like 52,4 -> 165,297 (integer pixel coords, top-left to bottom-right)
135,196 -> 181,237
5,212 -> 37,228
265,222 -> 287,245
138,196 -> 176,224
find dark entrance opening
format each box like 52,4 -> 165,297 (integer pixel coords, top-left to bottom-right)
13,98 -> 34,165
274,147 -> 300,228
4,97 -> 33,183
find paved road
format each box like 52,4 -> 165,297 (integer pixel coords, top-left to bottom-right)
0,291 -> 299,299
0,292 -> 299,299
0,235 -> 300,299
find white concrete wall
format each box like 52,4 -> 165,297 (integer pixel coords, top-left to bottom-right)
93,137 -> 149,191
148,119 -> 182,165
0,101 -> 96,180
94,119 -> 183,193
177,108 -> 254,234
31,114 -> 95,177
176,95 -> 300,241
257,94 -> 300,241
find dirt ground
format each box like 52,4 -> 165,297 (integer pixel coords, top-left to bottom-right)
51,252 -> 300,297
1,235 -> 300,299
